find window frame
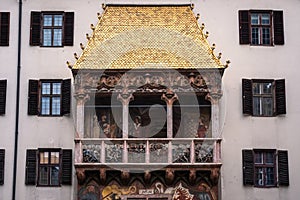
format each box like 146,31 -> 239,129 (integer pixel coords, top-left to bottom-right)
252,79 -> 275,117
249,11 -> 272,46
40,79 -> 63,116
253,149 -> 277,187
37,148 -> 62,187
0,12 -> 10,46
41,12 -> 64,47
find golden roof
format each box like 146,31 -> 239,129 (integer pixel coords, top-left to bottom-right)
72,5 -> 225,70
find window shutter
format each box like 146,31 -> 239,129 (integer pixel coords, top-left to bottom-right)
64,12 -> 74,46
239,10 -> 250,44
0,80 -> 7,115
0,12 -> 10,46
273,11 -> 284,45
278,150 -> 289,186
25,149 -> 37,185
61,149 -> 72,185
242,79 -> 253,115
242,149 -> 254,185
275,79 -> 286,115
62,79 -> 71,115
28,80 -> 39,115
30,12 -> 41,46
0,149 -> 4,185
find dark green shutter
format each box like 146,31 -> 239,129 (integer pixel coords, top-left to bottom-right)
62,79 -> 71,115
64,12 -> 74,46
28,80 -> 39,115
242,79 -> 253,115
275,79 -> 286,115
278,150 -> 289,186
239,10 -> 250,44
30,12 -> 41,46
273,11 -> 284,45
0,149 -> 5,185
25,149 -> 37,185
0,80 -> 7,115
242,150 -> 254,185
0,12 -> 10,46
61,149 -> 72,185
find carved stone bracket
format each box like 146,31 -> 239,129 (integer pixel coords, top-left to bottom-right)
100,168 -> 106,184
161,90 -> 178,106
165,168 -> 174,185
121,171 -> 130,185
205,92 -> 222,104
189,169 -> 196,185
210,168 -> 220,186
76,168 -> 86,185
74,88 -> 90,104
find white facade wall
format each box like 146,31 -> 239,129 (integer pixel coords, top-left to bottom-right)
0,0 -> 299,199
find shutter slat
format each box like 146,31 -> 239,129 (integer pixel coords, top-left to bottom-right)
239,10 -> 250,44
0,12 -> 10,46
28,80 -> 39,115
275,79 -> 286,115
30,12 -> 41,46
64,12 -> 74,46
278,150 -> 289,186
0,80 -> 7,115
62,79 -> 71,115
273,11 -> 284,45
61,149 -> 72,185
242,79 -> 253,115
25,149 -> 37,185
0,149 -> 5,185
242,149 -> 254,185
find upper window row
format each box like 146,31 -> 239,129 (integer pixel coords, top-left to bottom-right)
1,10 -> 283,47
0,11 -> 74,47
239,10 -> 284,45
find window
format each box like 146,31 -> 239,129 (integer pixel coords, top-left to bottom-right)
28,79 -> 71,116
30,12 -> 74,47
25,149 -> 72,186
242,79 -> 286,116
0,80 -> 7,115
0,149 -> 4,185
242,149 -> 289,187
239,10 -> 284,45
0,12 -> 9,46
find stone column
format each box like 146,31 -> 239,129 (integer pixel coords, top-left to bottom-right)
117,93 -> 134,138
206,93 -> 222,138
161,90 -> 178,138
74,88 -> 90,163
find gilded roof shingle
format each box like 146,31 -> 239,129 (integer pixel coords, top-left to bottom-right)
72,5 -> 225,70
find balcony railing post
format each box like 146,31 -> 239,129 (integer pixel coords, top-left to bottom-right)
123,140 -> 128,163
75,140 -> 83,163
146,140 -> 150,163
168,140 -> 172,163
213,140 -> 217,163
101,140 -> 105,163
190,140 -> 195,164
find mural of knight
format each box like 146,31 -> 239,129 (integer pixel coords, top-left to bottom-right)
69,4 -> 228,200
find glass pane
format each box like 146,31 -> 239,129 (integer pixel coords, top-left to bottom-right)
50,166 -> 60,185
251,14 -> 259,25
262,97 -> 273,116
262,28 -> 271,45
39,166 -> 48,185
255,168 -> 264,186
51,152 -> 60,164
40,152 -> 49,164
253,83 -> 260,94
41,97 -> 50,115
251,27 -> 260,45
54,15 -> 63,26
43,29 -> 52,46
253,97 -> 260,116
43,15 -> 52,26
262,82 -> 272,94
52,97 -> 61,115
42,83 -> 51,94
266,167 -> 275,185
265,152 -> 274,164
255,152 -> 263,163
261,14 -> 270,25
52,83 -> 61,94
53,29 -> 62,46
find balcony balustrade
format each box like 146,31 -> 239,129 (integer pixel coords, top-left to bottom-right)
75,138 -> 221,169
